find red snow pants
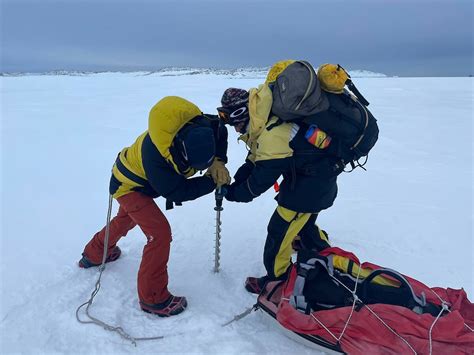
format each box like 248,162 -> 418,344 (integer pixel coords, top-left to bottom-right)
83,192 -> 172,304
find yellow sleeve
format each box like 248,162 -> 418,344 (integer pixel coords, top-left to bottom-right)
255,118 -> 297,162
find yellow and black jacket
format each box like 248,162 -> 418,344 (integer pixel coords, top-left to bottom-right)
223,77 -> 339,279
109,96 -> 227,204
227,117 -> 338,213
225,82 -> 338,214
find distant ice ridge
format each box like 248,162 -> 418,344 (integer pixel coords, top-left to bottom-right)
347,70 -> 387,78
141,67 -> 387,78
1,66 -> 388,78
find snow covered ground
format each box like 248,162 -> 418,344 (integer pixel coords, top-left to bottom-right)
1,71 -> 472,354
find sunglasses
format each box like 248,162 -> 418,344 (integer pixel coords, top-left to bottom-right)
216,105 -> 249,126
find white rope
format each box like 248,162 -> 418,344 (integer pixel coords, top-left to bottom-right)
429,289 -> 449,306
464,322 -> 474,332
429,289 -> 474,332
302,264 -> 418,353
303,263 -> 363,345
75,194 -> 164,345
363,304 -> 417,354
335,266 -> 361,342
290,264 -> 474,354
282,295 -> 340,342
310,313 -> 339,342
428,303 -> 449,355
330,267 -> 417,353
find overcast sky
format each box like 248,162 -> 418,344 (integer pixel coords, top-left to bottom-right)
1,0 -> 473,76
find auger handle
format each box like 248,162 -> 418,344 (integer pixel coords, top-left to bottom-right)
214,186 -> 225,211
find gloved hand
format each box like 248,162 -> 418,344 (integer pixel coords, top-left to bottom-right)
216,185 -> 228,198
223,184 -> 236,202
206,158 -> 231,187
223,183 -> 255,203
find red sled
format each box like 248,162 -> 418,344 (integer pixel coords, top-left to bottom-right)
257,247 -> 474,354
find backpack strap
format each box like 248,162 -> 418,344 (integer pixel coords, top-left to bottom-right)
290,255 -> 335,314
359,268 -> 427,313
346,78 -> 370,106
350,100 -> 370,151
266,117 -> 284,131
328,93 -> 372,171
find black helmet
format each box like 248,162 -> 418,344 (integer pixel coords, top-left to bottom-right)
174,123 -> 215,170
217,88 -> 250,127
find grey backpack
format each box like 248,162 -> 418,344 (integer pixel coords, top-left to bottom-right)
270,60 -> 379,171
271,60 -> 329,120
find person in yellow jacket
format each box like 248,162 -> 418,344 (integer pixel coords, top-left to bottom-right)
217,88 -> 335,294
79,96 -> 230,317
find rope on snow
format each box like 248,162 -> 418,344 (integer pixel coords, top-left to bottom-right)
75,194 -> 164,345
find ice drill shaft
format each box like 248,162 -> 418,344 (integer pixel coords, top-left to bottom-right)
214,187 -> 224,273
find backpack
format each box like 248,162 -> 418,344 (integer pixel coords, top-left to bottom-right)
270,61 -> 379,171
293,249 -> 441,316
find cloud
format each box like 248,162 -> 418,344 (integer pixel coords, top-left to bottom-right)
2,0 -> 473,76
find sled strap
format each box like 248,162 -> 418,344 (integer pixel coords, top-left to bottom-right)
361,268 -> 427,312
290,256 -> 334,313
290,263 -> 311,312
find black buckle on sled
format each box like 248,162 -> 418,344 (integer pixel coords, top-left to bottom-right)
354,297 -> 364,312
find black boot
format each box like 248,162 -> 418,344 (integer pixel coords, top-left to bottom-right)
78,246 -> 122,268
244,275 -> 269,294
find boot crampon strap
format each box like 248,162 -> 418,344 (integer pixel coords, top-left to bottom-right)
140,296 -> 188,317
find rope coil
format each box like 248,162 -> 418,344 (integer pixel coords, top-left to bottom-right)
75,194 -> 164,345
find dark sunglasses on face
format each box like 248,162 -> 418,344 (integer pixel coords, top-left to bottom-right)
217,105 -> 249,125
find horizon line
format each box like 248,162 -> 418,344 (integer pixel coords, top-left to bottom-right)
1,66 -> 472,78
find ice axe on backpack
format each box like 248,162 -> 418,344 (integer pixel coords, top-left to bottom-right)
213,186 -> 225,273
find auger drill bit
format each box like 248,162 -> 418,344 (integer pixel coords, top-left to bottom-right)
214,187 -> 224,273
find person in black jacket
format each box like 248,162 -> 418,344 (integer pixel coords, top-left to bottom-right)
217,88 -> 335,294
79,96 -> 230,316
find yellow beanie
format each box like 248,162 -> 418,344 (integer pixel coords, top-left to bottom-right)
317,64 -> 349,94
265,59 -> 296,84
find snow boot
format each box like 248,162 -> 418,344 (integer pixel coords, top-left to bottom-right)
78,246 -> 122,268
244,276 -> 269,294
140,295 -> 188,317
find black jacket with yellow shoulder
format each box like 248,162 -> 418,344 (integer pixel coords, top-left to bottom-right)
109,96 -> 227,204
226,116 -> 337,214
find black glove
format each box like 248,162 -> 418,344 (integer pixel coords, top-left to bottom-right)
223,184 -> 236,202
233,160 -> 254,185
216,185 -> 228,198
